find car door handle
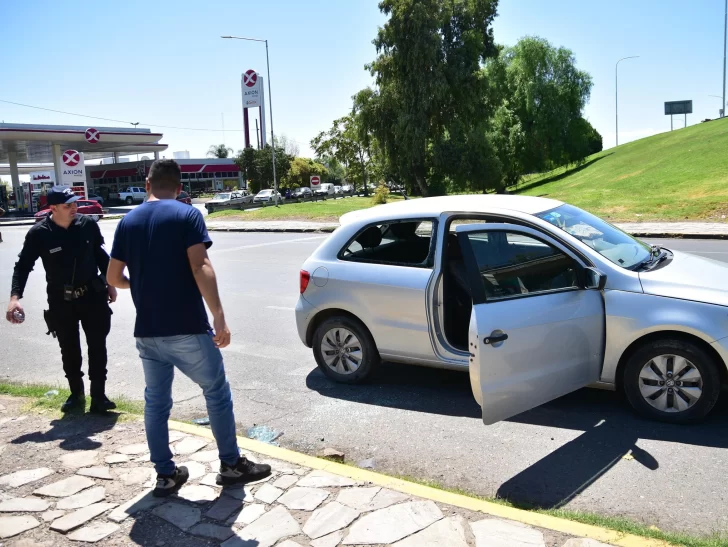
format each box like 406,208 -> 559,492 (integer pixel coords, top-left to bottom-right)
484,333 -> 508,345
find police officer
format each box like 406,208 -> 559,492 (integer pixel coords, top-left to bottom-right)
6,186 -> 117,413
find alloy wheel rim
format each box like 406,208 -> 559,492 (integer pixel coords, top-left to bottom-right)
638,354 -> 703,412
321,328 -> 363,375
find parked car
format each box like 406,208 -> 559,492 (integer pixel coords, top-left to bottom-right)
297,195 -> 728,425
176,191 -> 192,205
86,194 -> 105,206
334,185 -> 343,195
341,184 -> 355,196
314,183 -> 335,197
205,191 -> 251,213
109,187 -> 146,205
291,187 -> 313,199
253,189 -> 283,203
35,200 -> 104,222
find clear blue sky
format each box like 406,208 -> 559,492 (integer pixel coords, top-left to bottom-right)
2,0 -> 726,160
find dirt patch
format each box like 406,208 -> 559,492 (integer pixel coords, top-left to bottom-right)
612,170 -> 645,181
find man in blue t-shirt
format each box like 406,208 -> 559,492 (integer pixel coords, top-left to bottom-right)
107,159 -> 270,497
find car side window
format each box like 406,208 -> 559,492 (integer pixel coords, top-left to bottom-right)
341,220 -> 435,267
462,230 -> 578,300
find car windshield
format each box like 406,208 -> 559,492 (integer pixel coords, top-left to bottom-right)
258,190 -> 272,196
535,204 -> 651,270
215,193 -> 231,200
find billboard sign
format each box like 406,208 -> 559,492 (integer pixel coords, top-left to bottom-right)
664,100 -> 693,115
242,69 -> 262,109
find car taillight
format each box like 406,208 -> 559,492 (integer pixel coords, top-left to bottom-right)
300,270 -> 310,294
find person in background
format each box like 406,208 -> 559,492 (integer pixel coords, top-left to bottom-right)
107,159 -> 271,498
6,186 -> 117,413
0,204 -> 5,242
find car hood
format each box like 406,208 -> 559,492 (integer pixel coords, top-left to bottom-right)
639,249 -> 728,306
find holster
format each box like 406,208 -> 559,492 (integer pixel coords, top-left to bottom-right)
43,309 -> 58,339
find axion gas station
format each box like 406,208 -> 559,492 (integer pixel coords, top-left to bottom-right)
0,123 -> 245,215
0,123 -> 167,213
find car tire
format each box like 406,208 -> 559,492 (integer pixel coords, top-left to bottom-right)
125,197 -> 133,205
313,316 -> 380,384
623,338 -> 721,424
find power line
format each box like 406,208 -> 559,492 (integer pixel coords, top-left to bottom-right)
0,98 -> 244,132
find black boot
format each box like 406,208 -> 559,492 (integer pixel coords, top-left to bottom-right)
89,381 -> 116,414
61,378 -> 85,413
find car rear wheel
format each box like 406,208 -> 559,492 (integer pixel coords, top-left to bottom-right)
313,316 -> 380,384
125,197 -> 133,205
623,339 -> 721,424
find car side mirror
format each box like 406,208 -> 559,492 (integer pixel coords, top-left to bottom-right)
583,267 -> 607,290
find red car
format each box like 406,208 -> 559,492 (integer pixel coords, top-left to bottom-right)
35,200 -> 104,223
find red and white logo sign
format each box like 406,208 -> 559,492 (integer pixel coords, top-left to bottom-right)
310,175 -> 321,187
63,150 -> 81,167
85,128 -> 100,144
243,70 -> 258,87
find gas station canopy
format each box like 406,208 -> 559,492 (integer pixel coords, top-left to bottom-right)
0,123 -> 167,163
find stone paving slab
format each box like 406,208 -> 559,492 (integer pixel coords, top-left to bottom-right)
0,395 -> 634,546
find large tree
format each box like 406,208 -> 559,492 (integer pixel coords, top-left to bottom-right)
235,145 -> 292,194
365,0 -> 499,196
283,157 -> 329,189
486,37 -> 595,177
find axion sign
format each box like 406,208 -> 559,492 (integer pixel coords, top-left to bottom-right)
85,127 -> 100,144
243,70 -> 258,87
63,150 -> 81,167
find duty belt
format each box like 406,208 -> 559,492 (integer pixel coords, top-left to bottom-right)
68,285 -> 88,299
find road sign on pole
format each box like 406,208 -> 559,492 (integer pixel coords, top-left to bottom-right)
310,175 -> 321,188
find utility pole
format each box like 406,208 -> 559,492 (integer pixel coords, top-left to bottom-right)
723,0 -> 727,117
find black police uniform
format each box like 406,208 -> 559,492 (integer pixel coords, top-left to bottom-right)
10,209 -> 115,411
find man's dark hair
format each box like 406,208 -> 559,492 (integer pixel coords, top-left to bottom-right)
148,159 -> 181,192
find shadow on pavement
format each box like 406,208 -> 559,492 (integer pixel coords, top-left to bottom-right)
11,411 -> 120,451
307,362 -> 728,509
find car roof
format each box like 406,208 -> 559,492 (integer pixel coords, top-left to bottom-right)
339,194 -> 563,225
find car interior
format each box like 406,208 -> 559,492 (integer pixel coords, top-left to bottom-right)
443,221 -> 578,351
342,221 -> 433,265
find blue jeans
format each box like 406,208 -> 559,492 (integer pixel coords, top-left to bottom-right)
136,333 -> 240,475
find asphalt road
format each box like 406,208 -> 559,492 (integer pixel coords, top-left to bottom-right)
1,225 -> 727,535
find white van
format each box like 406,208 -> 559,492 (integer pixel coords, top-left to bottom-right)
314,183 -> 336,197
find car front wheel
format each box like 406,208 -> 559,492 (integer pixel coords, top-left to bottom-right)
313,316 -> 380,384
623,339 -> 721,424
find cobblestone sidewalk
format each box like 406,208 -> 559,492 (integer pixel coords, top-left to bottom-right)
0,395 -> 615,546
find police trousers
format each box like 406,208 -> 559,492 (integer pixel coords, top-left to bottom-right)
49,290 -> 112,386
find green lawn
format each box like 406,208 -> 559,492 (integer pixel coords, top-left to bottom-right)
514,118 -> 728,222
207,196 -> 405,222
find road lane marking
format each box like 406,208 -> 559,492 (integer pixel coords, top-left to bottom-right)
210,236 -> 326,255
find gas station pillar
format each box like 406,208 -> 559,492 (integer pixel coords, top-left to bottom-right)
8,150 -> 20,208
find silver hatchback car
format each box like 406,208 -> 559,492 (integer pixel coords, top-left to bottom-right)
296,195 -> 728,424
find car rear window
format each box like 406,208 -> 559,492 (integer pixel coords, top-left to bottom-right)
341,220 -> 435,267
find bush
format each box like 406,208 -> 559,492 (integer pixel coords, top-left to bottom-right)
372,184 -> 390,204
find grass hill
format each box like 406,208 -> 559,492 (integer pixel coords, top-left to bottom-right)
514,117 -> 728,222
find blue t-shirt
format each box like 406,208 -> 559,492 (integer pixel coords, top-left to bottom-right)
110,200 -> 212,338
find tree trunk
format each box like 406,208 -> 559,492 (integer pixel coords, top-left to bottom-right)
414,173 -> 429,197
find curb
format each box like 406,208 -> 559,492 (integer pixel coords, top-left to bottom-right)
168,419 -> 670,547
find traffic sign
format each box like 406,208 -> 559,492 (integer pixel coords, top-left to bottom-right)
243,70 -> 258,87
63,150 -> 80,167
310,175 -> 321,187
85,128 -> 100,144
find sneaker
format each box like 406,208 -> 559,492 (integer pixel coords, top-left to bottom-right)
216,457 -> 272,486
153,466 -> 189,498
89,396 -> 117,414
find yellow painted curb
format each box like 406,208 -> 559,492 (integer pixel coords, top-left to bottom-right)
169,420 -> 671,547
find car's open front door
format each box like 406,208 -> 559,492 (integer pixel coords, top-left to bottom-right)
456,223 -> 606,425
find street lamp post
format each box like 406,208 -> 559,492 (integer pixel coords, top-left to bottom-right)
615,56 -> 639,147
222,35 -> 279,206
709,95 -> 725,118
